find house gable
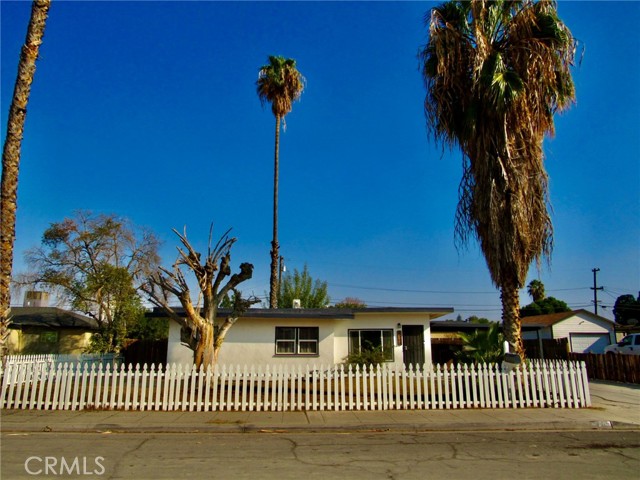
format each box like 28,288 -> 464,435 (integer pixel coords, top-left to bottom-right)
521,309 -> 616,353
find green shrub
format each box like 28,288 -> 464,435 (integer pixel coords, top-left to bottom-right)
344,345 -> 387,367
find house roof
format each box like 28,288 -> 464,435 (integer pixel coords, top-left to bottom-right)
520,309 -> 615,329
9,307 -> 99,330
150,306 -> 453,321
430,320 -> 493,332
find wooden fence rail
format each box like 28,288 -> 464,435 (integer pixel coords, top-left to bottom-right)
1,361 -> 590,412
569,353 -> 640,384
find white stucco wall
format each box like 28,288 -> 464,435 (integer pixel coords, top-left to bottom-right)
336,312 -> 433,368
217,317 -> 336,366
165,311 -> 433,368
167,320 -> 194,366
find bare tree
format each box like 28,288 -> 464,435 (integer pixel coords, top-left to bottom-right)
142,227 -> 256,369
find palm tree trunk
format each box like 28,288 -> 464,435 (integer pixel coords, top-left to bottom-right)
500,283 -> 525,362
0,0 -> 51,364
269,115 -> 281,308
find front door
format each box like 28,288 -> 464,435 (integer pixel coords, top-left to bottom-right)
402,325 -> 425,367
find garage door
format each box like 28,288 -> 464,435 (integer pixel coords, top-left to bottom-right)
569,333 -> 611,354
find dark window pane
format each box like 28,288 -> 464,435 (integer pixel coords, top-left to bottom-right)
298,340 -> 317,354
298,327 -> 318,340
382,330 -> 394,360
276,340 -> 295,354
360,330 -> 382,351
349,331 -> 360,354
276,327 -> 296,340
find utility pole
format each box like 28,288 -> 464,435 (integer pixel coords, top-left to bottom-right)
591,268 -> 603,315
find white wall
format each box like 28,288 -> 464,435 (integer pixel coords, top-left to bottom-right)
551,312 -> 615,341
165,311 -> 433,368
166,316 -> 337,367
336,312 -> 433,368
167,320 -> 194,366
218,317 -> 336,366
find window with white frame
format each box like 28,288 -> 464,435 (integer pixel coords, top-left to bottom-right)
275,327 -> 319,355
348,329 -> 394,361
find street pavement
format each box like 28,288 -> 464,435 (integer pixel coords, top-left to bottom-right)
1,380 -> 638,434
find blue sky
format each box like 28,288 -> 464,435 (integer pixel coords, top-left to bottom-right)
2,1 -> 639,320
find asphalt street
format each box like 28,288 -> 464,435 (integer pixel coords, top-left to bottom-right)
2,430 -> 639,480
1,380 -> 638,479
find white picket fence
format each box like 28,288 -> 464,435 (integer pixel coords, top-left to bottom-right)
0,360 -> 591,412
4,353 -> 122,368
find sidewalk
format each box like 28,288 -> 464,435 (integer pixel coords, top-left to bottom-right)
1,380 -> 638,434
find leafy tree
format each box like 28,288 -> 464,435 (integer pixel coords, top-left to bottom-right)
257,56 -> 305,308
613,293 -> 640,326
83,265 -> 146,352
527,279 -> 546,302
455,322 -> 504,365
334,297 -> 367,309
420,0 -> 577,360
278,265 -> 329,309
520,296 -> 570,317
142,227 -> 258,368
466,315 -> 493,324
0,0 -> 51,364
126,316 -> 169,341
23,211 -> 160,352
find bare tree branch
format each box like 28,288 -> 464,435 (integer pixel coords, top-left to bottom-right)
144,226 -> 254,368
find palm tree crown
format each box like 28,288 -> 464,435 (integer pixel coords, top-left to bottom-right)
420,0 -> 576,358
527,279 -> 546,302
257,56 -> 305,122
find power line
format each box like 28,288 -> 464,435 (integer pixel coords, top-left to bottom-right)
329,282 -> 590,296
329,283 -> 497,295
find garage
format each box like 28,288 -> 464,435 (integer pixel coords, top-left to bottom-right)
570,333 -> 612,354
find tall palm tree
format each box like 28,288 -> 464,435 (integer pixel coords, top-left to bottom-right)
0,0 -> 51,363
420,0 -> 576,360
257,56 -> 305,308
527,279 -> 546,302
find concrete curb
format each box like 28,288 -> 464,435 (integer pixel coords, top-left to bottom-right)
2,420 -> 638,435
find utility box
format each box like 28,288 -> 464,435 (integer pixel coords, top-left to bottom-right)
502,352 -> 521,372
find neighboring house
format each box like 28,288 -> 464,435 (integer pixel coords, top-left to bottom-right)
7,307 -> 98,355
159,307 -> 453,368
521,309 -> 616,354
430,321 -> 493,364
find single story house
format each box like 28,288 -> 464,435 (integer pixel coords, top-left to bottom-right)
7,306 -> 99,355
160,307 -> 453,368
521,309 -> 616,354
